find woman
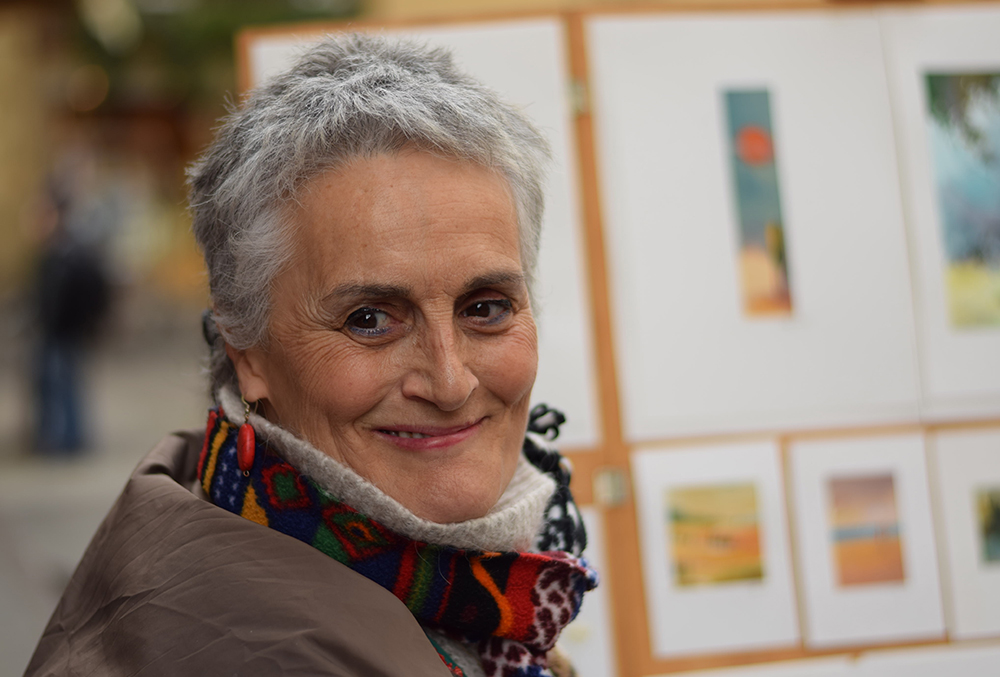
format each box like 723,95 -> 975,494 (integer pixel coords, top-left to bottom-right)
25,34 -> 596,677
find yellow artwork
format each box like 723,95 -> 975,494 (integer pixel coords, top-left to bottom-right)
668,483 -> 764,587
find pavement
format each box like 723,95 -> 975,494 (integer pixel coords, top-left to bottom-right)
0,312 -> 209,676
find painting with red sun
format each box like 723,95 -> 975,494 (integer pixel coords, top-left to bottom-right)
724,89 -> 792,317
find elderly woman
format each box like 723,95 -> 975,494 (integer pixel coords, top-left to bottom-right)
25,34 -> 596,677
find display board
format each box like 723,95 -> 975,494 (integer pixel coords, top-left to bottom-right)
241,18 -> 602,449
237,5 -> 1000,676
561,507 -> 619,677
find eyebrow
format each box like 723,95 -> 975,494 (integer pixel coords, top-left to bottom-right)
462,271 -> 526,293
322,270 -> 526,306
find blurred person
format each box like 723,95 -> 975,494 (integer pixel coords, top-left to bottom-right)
25,34 -> 596,677
31,181 -> 110,454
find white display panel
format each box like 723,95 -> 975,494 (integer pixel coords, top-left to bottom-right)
930,427 -> 1000,639
243,19 -> 601,448
632,441 -> 799,657
560,507 -> 618,677
588,12 -> 921,440
855,642 -> 1000,677
666,656 -> 855,677
788,434 -> 945,648
880,5 -> 1000,420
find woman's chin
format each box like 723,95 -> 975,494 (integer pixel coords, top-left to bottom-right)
403,486 -> 499,524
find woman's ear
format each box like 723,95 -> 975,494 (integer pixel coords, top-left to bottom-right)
226,343 -> 271,404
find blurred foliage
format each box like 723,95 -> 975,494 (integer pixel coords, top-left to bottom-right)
71,0 -> 361,110
927,73 -> 1000,164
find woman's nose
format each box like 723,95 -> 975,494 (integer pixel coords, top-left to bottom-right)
400,323 -> 479,411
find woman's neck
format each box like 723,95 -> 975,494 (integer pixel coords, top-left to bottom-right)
216,386 -> 556,552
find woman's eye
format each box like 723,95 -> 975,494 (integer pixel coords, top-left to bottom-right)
462,299 -> 512,324
345,308 -> 392,336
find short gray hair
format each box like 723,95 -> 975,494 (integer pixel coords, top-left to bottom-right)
188,33 -> 551,396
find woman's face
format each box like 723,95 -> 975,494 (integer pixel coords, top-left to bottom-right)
231,150 -> 538,524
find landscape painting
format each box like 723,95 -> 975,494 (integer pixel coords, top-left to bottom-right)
828,473 -> 905,587
977,487 -> 1000,564
724,89 -> 793,317
668,483 -> 764,586
924,72 -> 1000,327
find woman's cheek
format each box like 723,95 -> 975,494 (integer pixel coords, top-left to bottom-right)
483,326 -> 538,407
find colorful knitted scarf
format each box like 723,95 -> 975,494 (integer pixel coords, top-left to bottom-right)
198,408 -> 598,677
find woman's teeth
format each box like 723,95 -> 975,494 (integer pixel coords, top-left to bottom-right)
385,430 -> 431,439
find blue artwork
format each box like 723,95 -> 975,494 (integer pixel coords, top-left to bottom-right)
724,89 -> 792,317
925,73 -> 1000,327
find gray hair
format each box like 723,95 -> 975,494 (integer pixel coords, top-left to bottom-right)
188,33 -> 551,397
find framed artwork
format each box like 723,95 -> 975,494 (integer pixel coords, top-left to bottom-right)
929,427 -> 1000,639
632,441 -> 799,657
855,643 -> 1000,677
923,72 -> 1000,329
880,5 -> 1000,419
587,11 -> 920,440
788,434 -> 945,648
239,18 -> 601,448
724,88 -> 793,317
559,507 -> 618,677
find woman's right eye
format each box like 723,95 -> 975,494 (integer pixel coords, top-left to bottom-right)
344,307 -> 392,337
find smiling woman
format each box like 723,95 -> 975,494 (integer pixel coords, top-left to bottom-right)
25,34 -> 596,677
237,152 -> 538,525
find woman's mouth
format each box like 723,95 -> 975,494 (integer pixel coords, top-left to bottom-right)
374,419 -> 484,450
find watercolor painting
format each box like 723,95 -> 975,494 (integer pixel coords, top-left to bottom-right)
924,72 -> 1000,327
977,487 -> 1000,564
828,474 -> 905,587
724,89 -> 792,317
668,483 -> 764,586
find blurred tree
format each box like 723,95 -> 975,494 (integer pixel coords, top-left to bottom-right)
926,73 -> 1000,164
71,0 -> 361,112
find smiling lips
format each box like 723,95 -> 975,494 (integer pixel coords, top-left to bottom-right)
375,419 -> 484,450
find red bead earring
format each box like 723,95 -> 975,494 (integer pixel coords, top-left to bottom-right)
237,396 -> 255,476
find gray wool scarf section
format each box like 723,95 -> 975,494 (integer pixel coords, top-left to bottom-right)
218,386 -> 556,552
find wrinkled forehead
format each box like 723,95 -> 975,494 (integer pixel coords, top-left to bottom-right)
275,149 -> 525,298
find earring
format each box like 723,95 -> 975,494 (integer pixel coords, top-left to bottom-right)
237,396 -> 256,476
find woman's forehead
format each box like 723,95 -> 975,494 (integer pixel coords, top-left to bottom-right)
282,151 -> 524,297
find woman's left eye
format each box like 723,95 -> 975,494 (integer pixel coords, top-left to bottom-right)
345,307 -> 393,337
461,299 -> 512,324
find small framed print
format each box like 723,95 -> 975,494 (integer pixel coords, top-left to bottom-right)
788,434 -> 945,648
632,441 -> 799,658
929,427 -> 1000,639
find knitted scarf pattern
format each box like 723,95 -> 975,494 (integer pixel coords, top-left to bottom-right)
198,408 -> 598,677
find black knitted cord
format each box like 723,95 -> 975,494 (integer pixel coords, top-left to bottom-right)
524,405 -> 588,557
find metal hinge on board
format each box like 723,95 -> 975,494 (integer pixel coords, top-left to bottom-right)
568,78 -> 589,117
593,466 -> 629,507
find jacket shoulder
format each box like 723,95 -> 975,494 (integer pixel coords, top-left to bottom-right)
24,432 -> 449,677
